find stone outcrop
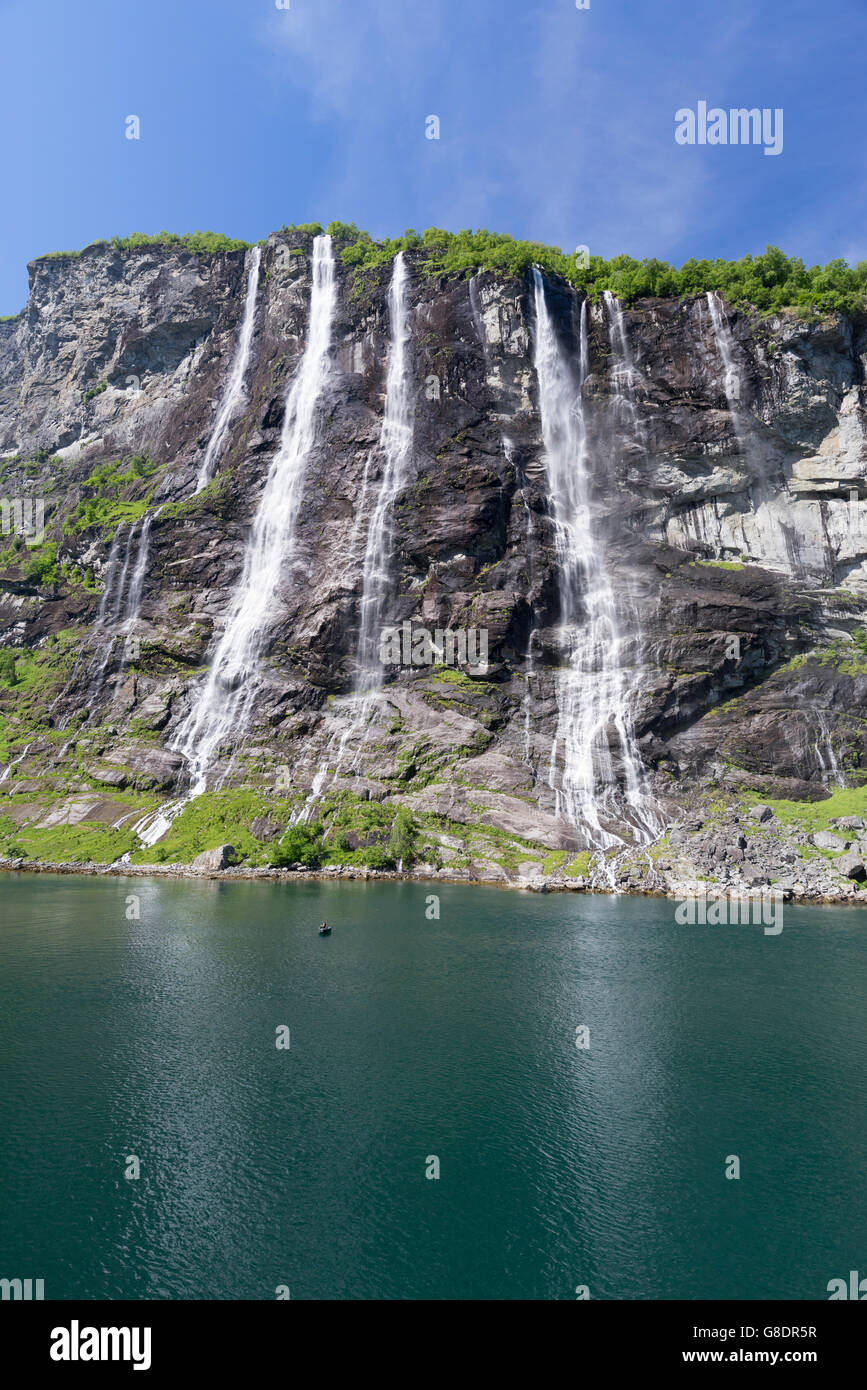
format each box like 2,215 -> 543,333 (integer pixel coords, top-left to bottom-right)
192,844 -> 236,872
1,230 -> 866,895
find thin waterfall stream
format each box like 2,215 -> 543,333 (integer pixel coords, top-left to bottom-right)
532,269 -> 659,853
703,290 -> 794,570
297,251 -> 415,818
129,235 -> 338,847
195,245 -> 262,493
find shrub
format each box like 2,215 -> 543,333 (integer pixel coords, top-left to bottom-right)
25,542 -> 59,588
0,650 -> 17,685
335,224 -> 867,315
388,807 -> 418,864
110,231 -> 248,254
357,846 -> 393,870
325,221 -> 362,242
269,820 -> 324,868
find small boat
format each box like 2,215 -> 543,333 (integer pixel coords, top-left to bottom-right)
318,923 -> 331,936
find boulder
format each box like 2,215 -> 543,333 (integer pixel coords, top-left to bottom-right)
109,744 -> 185,790
89,765 -> 129,788
749,804 -> 773,823
838,851 -> 866,882
250,816 -> 279,842
193,844 -> 236,872
811,831 -> 848,851
742,866 -> 767,886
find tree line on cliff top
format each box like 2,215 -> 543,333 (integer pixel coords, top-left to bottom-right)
36,224 -> 867,316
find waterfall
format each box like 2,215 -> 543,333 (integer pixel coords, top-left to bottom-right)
297,252 -> 415,818
706,291 -> 742,418
96,528 -> 125,622
356,252 -> 414,689
0,742 -> 31,785
116,505 -> 166,674
703,290 -> 794,572
813,710 -> 845,787
84,520 -> 139,697
123,511 -> 155,626
532,269 -> 657,848
602,290 -> 642,441
195,245 -> 262,494
86,509 -> 160,695
505,437 -> 540,773
112,521 -> 140,621
59,250 -> 262,731
171,234 -> 337,800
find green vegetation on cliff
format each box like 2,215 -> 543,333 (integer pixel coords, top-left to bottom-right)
0,817 -> 140,864
28,223 -> 867,316
63,455 -> 157,536
109,231 -> 250,254
36,231 -> 250,260
747,785 -> 867,837
337,228 -> 867,315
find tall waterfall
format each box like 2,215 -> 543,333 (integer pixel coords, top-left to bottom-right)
195,245 -> 262,493
123,511 -> 155,626
113,521 -> 140,619
703,291 -> 795,571
602,289 -> 642,441
0,742 -> 31,784
115,505 -> 168,675
706,291 -> 744,424
85,507 -> 161,694
356,252 -> 414,689
90,244 -> 262,710
532,269 -> 657,847
174,234 -> 337,797
96,528 -> 125,622
298,251 -> 415,813
85,519 -> 140,697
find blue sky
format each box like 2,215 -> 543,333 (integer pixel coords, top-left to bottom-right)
1,0 -> 865,313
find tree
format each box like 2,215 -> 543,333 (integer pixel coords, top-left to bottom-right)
269,821 -> 324,868
388,808 -> 418,866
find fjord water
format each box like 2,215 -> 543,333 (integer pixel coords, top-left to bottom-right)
1,875 -> 865,1302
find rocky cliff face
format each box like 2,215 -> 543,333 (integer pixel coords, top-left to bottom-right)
2,231 -> 867,897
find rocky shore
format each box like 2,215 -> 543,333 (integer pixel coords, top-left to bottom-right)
4,788 -> 867,909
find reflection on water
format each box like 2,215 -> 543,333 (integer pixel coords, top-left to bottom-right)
1,874 -> 865,1300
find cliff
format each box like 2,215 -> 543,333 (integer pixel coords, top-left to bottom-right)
1,230 -> 866,899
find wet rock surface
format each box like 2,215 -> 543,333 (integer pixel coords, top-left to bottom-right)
1,233 -> 867,896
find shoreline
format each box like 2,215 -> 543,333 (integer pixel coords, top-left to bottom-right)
3,856 -> 867,908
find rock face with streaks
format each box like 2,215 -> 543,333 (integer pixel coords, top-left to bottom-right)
1,230 -> 866,893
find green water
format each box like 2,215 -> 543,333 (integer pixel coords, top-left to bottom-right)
1,873 -> 865,1300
